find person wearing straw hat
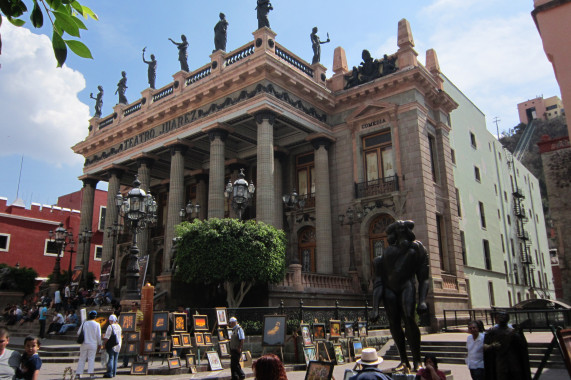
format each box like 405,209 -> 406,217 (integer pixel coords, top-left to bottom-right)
350,348 -> 391,380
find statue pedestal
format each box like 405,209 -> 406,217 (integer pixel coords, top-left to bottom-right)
289,264 -> 303,292
348,270 -> 361,292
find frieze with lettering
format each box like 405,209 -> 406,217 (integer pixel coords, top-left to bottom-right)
361,118 -> 387,129
84,83 -> 327,167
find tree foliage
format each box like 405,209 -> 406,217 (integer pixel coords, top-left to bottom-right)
0,264 -> 38,295
174,218 -> 287,308
0,0 -> 97,66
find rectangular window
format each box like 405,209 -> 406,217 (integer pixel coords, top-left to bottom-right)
500,234 -> 505,253
504,261 -> 508,280
488,282 -> 495,306
451,149 -> 456,165
436,214 -> 447,271
296,152 -> 315,197
508,291 -> 512,307
455,188 -> 461,217
460,231 -> 466,265
94,245 -> 103,261
363,131 -> 394,183
510,239 -> 515,257
0,234 -> 9,251
98,206 -> 106,231
474,166 -> 481,182
470,132 -> 477,148
44,239 -> 59,257
479,202 -> 486,229
483,239 -> 491,270
428,134 -> 438,181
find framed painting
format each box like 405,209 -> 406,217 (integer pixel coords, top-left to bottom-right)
216,307 -> 228,326
357,321 -> 367,337
151,332 -> 156,340
217,328 -> 228,341
344,321 -> 355,338
204,332 -> 213,345
303,345 -> 317,365
227,327 -> 233,339
332,343 -> 345,364
312,323 -> 326,341
300,323 -> 312,346
171,334 -> 182,348
329,320 -> 341,338
194,332 -> 205,346
119,312 -> 136,332
262,315 -> 287,346
130,362 -> 148,375
139,355 -> 149,363
192,314 -> 209,331
168,357 -> 181,369
219,340 -> 230,358
172,313 -> 187,333
159,340 -> 171,353
189,365 -> 197,374
143,340 -> 154,353
152,312 -> 169,332
126,342 -> 138,355
185,354 -> 196,368
304,360 -> 335,380
353,340 -> 363,358
241,351 -> 253,368
181,333 -> 191,347
126,332 -> 140,342
207,351 -> 223,371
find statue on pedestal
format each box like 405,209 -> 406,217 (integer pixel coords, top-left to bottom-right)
370,220 -> 429,372
142,47 -> 157,89
89,86 -> 103,117
310,27 -> 330,64
169,35 -> 189,72
214,13 -> 228,52
256,0 -> 273,29
115,71 -> 128,105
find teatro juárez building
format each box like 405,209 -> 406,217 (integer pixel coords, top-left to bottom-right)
72,18 -> 469,327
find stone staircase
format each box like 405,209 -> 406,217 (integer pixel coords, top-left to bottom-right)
382,340 -> 566,369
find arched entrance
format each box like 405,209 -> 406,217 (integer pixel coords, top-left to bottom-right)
368,214 -> 395,265
298,226 -> 316,272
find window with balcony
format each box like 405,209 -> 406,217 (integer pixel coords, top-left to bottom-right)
363,131 -> 394,183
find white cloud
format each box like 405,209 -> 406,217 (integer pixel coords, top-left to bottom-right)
0,23 -> 90,166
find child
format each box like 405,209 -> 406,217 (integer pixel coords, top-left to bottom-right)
16,336 -> 42,380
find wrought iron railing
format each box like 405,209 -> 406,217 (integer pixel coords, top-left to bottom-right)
225,43 -> 255,67
442,308 -> 571,331
355,175 -> 399,198
274,44 -> 314,77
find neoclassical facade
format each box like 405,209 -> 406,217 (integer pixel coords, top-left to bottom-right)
72,20 -> 469,326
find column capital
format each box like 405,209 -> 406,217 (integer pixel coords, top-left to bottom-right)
165,139 -> 192,156
136,157 -> 156,169
207,128 -> 229,142
307,133 -> 336,151
81,177 -> 99,188
107,167 -> 125,179
254,110 -> 276,126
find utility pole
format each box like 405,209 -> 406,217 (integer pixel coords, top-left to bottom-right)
493,116 -> 501,140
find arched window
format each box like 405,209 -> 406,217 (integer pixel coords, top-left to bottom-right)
368,214 -> 395,264
298,227 -> 316,272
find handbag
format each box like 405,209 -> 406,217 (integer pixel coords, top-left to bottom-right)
77,322 -> 85,344
105,325 -> 118,350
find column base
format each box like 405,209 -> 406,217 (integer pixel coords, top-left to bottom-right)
348,270 -> 361,293
289,264 -> 303,292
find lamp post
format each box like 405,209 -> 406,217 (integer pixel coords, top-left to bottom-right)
179,200 -> 200,221
338,207 -> 364,272
48,222 -> 73,286
78,228 -> 92,288
116,176 -> 158,300
224,168 -> 255,220
282,188 -> 305,264
66,239 -> 75,284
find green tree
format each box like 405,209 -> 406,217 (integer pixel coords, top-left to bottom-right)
174,218 -> 287,308
0,0 -> 97,67
0,264 -> 38,295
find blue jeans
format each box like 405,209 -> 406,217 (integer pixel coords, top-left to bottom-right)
106,348 -> 119,377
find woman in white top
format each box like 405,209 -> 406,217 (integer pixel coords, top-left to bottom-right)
75,310 -> 101,379
102,314 -> 122,378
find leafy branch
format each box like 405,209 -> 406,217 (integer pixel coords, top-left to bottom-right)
0,0 -> 97,66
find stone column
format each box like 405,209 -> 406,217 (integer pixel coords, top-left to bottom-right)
207,129 -> 228,219
163,145 -> 187,272
77,178 -> 98,272
137,158 -> 154,260
195,173 -> 208,220
102,169 -> 123,263
255,111 -> 275,225
274,150 -> 286,229
313,138 -> 333,274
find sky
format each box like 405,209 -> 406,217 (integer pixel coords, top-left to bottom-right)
0,0 -> 561,207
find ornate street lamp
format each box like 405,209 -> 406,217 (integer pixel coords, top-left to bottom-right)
78,228 -> 92,288
282,188 -> 305,264
66,239 -> 75,284
116,176 -> 158,300
179,200 -> 200,221
49,222 -> 73,285
224,168 -> 255,220
338,207 -> 364,272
